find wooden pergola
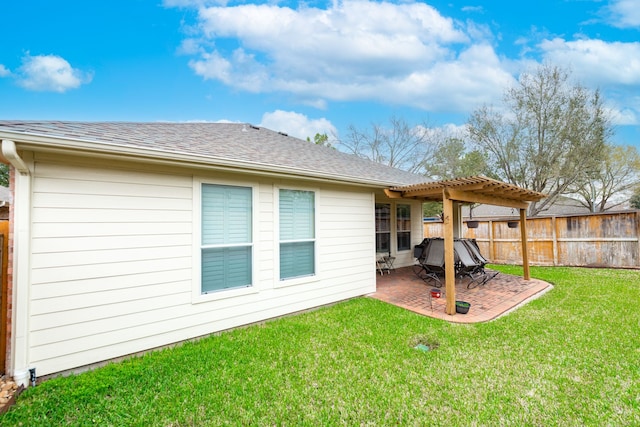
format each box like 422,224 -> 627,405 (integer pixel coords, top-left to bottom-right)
385,176 -> 546,316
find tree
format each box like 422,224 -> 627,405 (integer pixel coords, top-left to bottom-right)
426,137 -> 496,180
306,133 -> 333,148
570,144 -> 640,212
424,136 -> 499,219
467,64 -> 611,216
422,202 -> 443,217
630,187 -> 640,209
339,116 -> 439,174
0,164 -> 8,187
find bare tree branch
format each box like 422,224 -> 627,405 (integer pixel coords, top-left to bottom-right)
338,116 -> 440,174
467,64 -> 611,216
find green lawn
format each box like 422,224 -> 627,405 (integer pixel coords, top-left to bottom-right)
2,266 -> 639,426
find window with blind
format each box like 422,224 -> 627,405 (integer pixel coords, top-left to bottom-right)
279,189 -> 315,280
375,203 -> 391,253
200,184 -> 253,293
397,204 -> 411,251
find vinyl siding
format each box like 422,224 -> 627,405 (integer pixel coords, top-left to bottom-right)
317,189 -> 375,299
25,156 -> 388,375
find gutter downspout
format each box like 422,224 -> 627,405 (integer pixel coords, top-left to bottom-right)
1,139 -> 29,175
1,139 -> 32,387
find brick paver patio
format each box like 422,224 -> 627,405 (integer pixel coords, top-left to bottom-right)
369,266 -> 553,323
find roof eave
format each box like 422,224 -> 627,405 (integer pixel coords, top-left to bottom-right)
0,130 -> 411,189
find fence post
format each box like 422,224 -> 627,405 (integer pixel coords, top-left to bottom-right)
520,209 -> 530,280
552,216 -> 558,266
488,220 -> 495,261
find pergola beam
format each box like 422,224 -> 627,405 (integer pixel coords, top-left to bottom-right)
383,188 -> 405,199
443,188 -> 529,210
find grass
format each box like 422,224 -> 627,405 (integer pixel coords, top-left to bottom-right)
2,266 -> 639,426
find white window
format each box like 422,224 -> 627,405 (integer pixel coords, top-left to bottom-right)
375,203 -> 391,253
279,189 -> 315,280
200,183 -> 253,293
397,204 -> 411,251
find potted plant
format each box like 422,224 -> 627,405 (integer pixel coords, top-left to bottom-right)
466,204 -> 480,228
455,300 -> 471,314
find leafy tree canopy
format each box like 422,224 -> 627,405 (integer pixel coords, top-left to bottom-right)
630,187 -> 640,210
306,133 -> 333,148
0,164 -> 8,187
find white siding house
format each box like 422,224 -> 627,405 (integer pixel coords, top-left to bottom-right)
0,122 -> 427,385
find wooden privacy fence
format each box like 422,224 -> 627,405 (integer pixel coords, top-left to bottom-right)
424,211 -> 640,268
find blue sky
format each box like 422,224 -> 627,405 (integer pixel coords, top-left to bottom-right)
1,0 -> 639,148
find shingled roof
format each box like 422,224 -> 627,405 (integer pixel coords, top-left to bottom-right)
0,121 -> 428,187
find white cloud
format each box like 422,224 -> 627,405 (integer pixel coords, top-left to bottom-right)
259,110 -> 337,140
189,48 -> 269,92
609,106 -> 638,126
389,44 -> 516,110
0,64 -> 10,77
175,0 -> 515,113
189,51 -> 232,83
539,38 -> 640,86
163,0 -> 223,7
300,98 -> 329,110
604,0 -> 640,28
461,6 -> 483,13
177,38 -> 204,55
17,54 -> 93,93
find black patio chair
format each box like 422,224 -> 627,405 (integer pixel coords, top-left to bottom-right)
413,238 -> 432,282
413,238 -> 445,288
453,240 -> 484,287
464,239 -> 489,265
413,238 -> 430,261
460,239 -> 499,288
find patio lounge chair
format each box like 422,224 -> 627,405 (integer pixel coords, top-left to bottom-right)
460,239 -> 499,288
453,240 -> 485,288
413,238 -> 429,260
464,239 -> 489,265
413,238 -> 445,287
413,238 -> 499,289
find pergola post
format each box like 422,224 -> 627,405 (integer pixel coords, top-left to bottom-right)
443,190 -> 456,315
520,208 -> 530,280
